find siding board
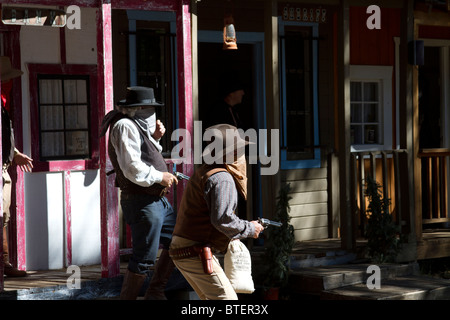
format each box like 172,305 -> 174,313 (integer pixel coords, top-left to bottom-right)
290,191 -> 328,205
290,203 -> 328,218
292,215 -> 328,230
294,227 -> 329,241
281,167 -> 329,241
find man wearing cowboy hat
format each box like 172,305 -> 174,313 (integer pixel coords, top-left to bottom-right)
100,86 -> 178,300
169,124 -> 264,300
1,56 -> 33,278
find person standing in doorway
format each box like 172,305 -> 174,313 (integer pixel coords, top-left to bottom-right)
204,78 -> 246,130
100,86 -> 178,300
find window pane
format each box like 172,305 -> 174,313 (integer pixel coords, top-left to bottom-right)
364,125 -> 378,144
65,105 -> 88,130
351,125 -> 362,145
65,131 -> 89,156
41,132 -> 64,157
363,82 -> 378,102
39,79 -> 62,104
283,27 -> 315,160
351,103 -> 362,123
364,104 -> 378,123
40,105 -> 64,130
350,82 -> 362,101
350,80 -> 382,146
38,75 -> 90,160
64,79 -> 87,104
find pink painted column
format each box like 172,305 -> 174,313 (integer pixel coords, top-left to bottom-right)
8,29 -> 25,272
97,1 -> 120,278
64,171 -> 72,266
0,77 -> 3,291
176,0 -> 194,190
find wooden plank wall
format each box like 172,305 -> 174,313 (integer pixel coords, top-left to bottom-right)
281,168 -> 329,241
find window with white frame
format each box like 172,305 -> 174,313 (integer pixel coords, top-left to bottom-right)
350,65 -> 393,151
38,75 -> 90,160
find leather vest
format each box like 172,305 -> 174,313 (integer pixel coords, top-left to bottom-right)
173,165 -> 232,253
108,113 -> 167,196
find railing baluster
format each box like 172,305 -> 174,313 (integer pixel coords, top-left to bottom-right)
418,149 -> 450,224
427,157 -> 433,219
393,151 -> 402,227
440,156 -> 447,219
359,152 -> 365,235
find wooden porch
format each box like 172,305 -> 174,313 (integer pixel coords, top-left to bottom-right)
351,148 -> 450,261
0,264 -> 126,300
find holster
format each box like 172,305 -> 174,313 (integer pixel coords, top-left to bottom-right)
169,244 -> 214,275
196,246 -> 213,275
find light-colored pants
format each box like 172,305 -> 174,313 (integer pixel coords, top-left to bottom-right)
170,235 -> 237,300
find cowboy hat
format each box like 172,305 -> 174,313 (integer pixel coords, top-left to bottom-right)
202,124 -> 253,163
0,56 -> 23,82
117,86 -> 164,107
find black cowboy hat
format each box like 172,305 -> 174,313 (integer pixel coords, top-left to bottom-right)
117,86 -> 164,107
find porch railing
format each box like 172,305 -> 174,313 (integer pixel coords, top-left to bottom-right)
350,150 -> 410,237
418,148 -> 450,225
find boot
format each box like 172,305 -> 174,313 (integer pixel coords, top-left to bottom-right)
120,269 -> 147,300
3,227 -> 26,277
144,249 -> 175,300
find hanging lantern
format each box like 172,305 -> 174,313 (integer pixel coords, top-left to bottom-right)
223,14 -> 237,50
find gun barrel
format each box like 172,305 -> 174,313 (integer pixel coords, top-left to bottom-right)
174,171 -> 190,181
258,218 -> 282,228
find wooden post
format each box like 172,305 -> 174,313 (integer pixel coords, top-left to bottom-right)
337,0 -> 354,250
262,0 -> 280,220
176,0 -> 194,179
64,171 -> 72,266
0,77 -> 3,292
97,1 -> 120,278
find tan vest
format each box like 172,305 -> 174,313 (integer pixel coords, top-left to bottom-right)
173,165 -> 231,253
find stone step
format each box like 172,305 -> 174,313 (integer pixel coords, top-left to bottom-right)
321,275 -> 450,300
289,250 -> 357,269
288,263 -> 419,296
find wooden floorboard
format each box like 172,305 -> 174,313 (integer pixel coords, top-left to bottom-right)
2,263 -> 127,292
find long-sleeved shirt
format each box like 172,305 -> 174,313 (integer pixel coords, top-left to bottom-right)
109,117 -> 163,187
204,171 -> 255,239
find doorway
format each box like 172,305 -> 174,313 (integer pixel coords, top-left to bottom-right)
418,43 -> 450,228
197,31 -> 266,222
419,46 -> 442,149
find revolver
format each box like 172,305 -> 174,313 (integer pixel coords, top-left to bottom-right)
173,171 -> 190,181
258,218 -> 282,228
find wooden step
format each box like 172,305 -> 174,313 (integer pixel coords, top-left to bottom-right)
321,275 -> 450,300
288,263 -> 419,296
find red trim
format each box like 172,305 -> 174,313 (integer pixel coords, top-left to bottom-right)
98,2 -> 120,278
1,0 -> 177,9
0,0 -> 98,7
176,0 -> 194,183
0,80 -> 2,292
419,25 -> 450,40
113,0 -> 176,11
28,63 -> 99,172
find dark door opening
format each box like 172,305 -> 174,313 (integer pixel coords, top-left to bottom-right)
419,46 -> 442,149
198,42 -> 260,223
